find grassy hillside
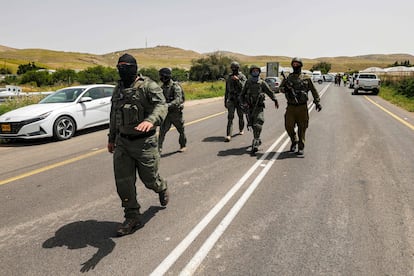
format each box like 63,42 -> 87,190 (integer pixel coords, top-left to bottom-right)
0,44 -> 413,73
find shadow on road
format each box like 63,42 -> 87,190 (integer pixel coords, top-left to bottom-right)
202,136 -> 226,142
42,206 -> 164,273
217,146 -> 250,156
277,151 -> 300,160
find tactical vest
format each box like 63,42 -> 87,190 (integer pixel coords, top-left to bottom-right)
244,79 -> 266,107
164,81 -> 184,103
286,74 -> 309,104
227,73 -> 244,96
113,79 -> 149,136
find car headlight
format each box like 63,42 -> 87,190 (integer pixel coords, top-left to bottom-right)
22,111 -> 52,125
38,111 -> 52,120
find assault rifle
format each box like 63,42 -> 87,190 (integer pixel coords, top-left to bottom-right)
280,71 -> 298,104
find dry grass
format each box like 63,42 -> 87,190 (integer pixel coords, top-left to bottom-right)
1,45 -> 413,74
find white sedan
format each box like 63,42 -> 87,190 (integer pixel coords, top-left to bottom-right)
0,84 -> 115,141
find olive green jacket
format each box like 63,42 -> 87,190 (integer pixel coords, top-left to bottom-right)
240,78 -> 276,107
280,73 -> 320,105
161,79 -> 184,111
225,72 -> 247,103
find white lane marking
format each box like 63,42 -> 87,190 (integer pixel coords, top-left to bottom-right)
150,132 -> 287,276
151,84 -> 330,275
180,138 -> 290,276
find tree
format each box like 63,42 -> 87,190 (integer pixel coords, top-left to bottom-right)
189,53 -> 234,81
310,61 -> 331,74
139,67 -> 159,82
20,71 -> 52,87
171,67 -> 188,82
0,67 -> 12,74
77,66 -> 118,84
52,69 -> 77,85
17,62 -> 44,75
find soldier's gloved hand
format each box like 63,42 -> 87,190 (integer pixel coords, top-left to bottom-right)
107,142 -> 115,153
315,103 -> 322,112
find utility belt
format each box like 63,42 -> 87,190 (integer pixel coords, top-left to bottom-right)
119,129 -> 156,140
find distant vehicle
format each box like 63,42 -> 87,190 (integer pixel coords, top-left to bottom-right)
264,76 -> 281,93
0,84 -> 115,141
322,74 -> 334,82
312,71 -> 323,84
349,73 -> 359,89
352,73 -> 381,95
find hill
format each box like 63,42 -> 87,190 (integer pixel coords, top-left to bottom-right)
0,44 -> 413,73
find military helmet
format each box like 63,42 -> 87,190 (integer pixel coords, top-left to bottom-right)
249,64 -> 261,74
291,57 -> 303,67
159,67 -> 172,77
230,61 -> 240,69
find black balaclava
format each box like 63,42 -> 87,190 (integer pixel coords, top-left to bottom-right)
159,68 -> 172,84
231,66 -> 239,75
292,63 -> 302,74
117,53 -> 137,87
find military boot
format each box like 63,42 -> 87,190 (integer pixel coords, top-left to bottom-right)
289,141 -> 298,153
117,217 -> 141,236
159,189 -> 169,206
296,149 -> 305,158
251,138 -> 260,155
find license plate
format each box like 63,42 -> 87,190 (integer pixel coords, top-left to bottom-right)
1,123 -> 11,132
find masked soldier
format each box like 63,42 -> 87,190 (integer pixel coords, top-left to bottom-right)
158,67 -> 187,153
240,65 -> 279,155
107,53 -> 169,236
279,57 -> 322,158
224,61 -> 247,142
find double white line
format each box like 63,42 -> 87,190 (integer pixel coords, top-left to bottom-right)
151,85 -> 329,275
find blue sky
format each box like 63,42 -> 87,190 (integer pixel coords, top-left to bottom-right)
2,0 -> 413,58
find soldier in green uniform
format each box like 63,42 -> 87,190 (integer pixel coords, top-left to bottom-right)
158,68 -> 187,153
240,65 -> 279,155
279,57 -> 322,158
107,54 -> 169,236
224,61 -> 247,142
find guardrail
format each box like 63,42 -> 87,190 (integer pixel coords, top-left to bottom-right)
0,91 -> 54,102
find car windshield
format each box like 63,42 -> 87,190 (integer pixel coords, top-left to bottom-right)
39,88 -> 85,103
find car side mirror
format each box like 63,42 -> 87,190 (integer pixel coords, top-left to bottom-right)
79,96 -> 93,103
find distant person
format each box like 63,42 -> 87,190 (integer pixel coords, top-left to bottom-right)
279,57 -> 322,157
157,67 -> 187,153
342,74 -> 348,87
224,61 -> 247,142
107,53 -> 169,236
240,65 -> 279,155
335,74 -> 341,86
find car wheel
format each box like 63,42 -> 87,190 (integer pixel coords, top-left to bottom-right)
353,89 -> 359,95
372,88 -> 379,95
53,116 -> 76,140
318,80 -> 323,84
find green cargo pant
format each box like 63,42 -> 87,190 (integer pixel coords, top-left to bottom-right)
158,109 -> 187,150
114,134 -> 167,219
284,104 -> 309,150
226,100 -> 245,136
251,107 -> 265,139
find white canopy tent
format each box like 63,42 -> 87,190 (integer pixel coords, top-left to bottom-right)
360,67 -> 386,73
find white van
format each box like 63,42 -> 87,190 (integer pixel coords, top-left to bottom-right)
312,71 -> 323,84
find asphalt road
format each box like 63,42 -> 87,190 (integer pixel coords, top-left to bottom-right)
1,82 -> 414,275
